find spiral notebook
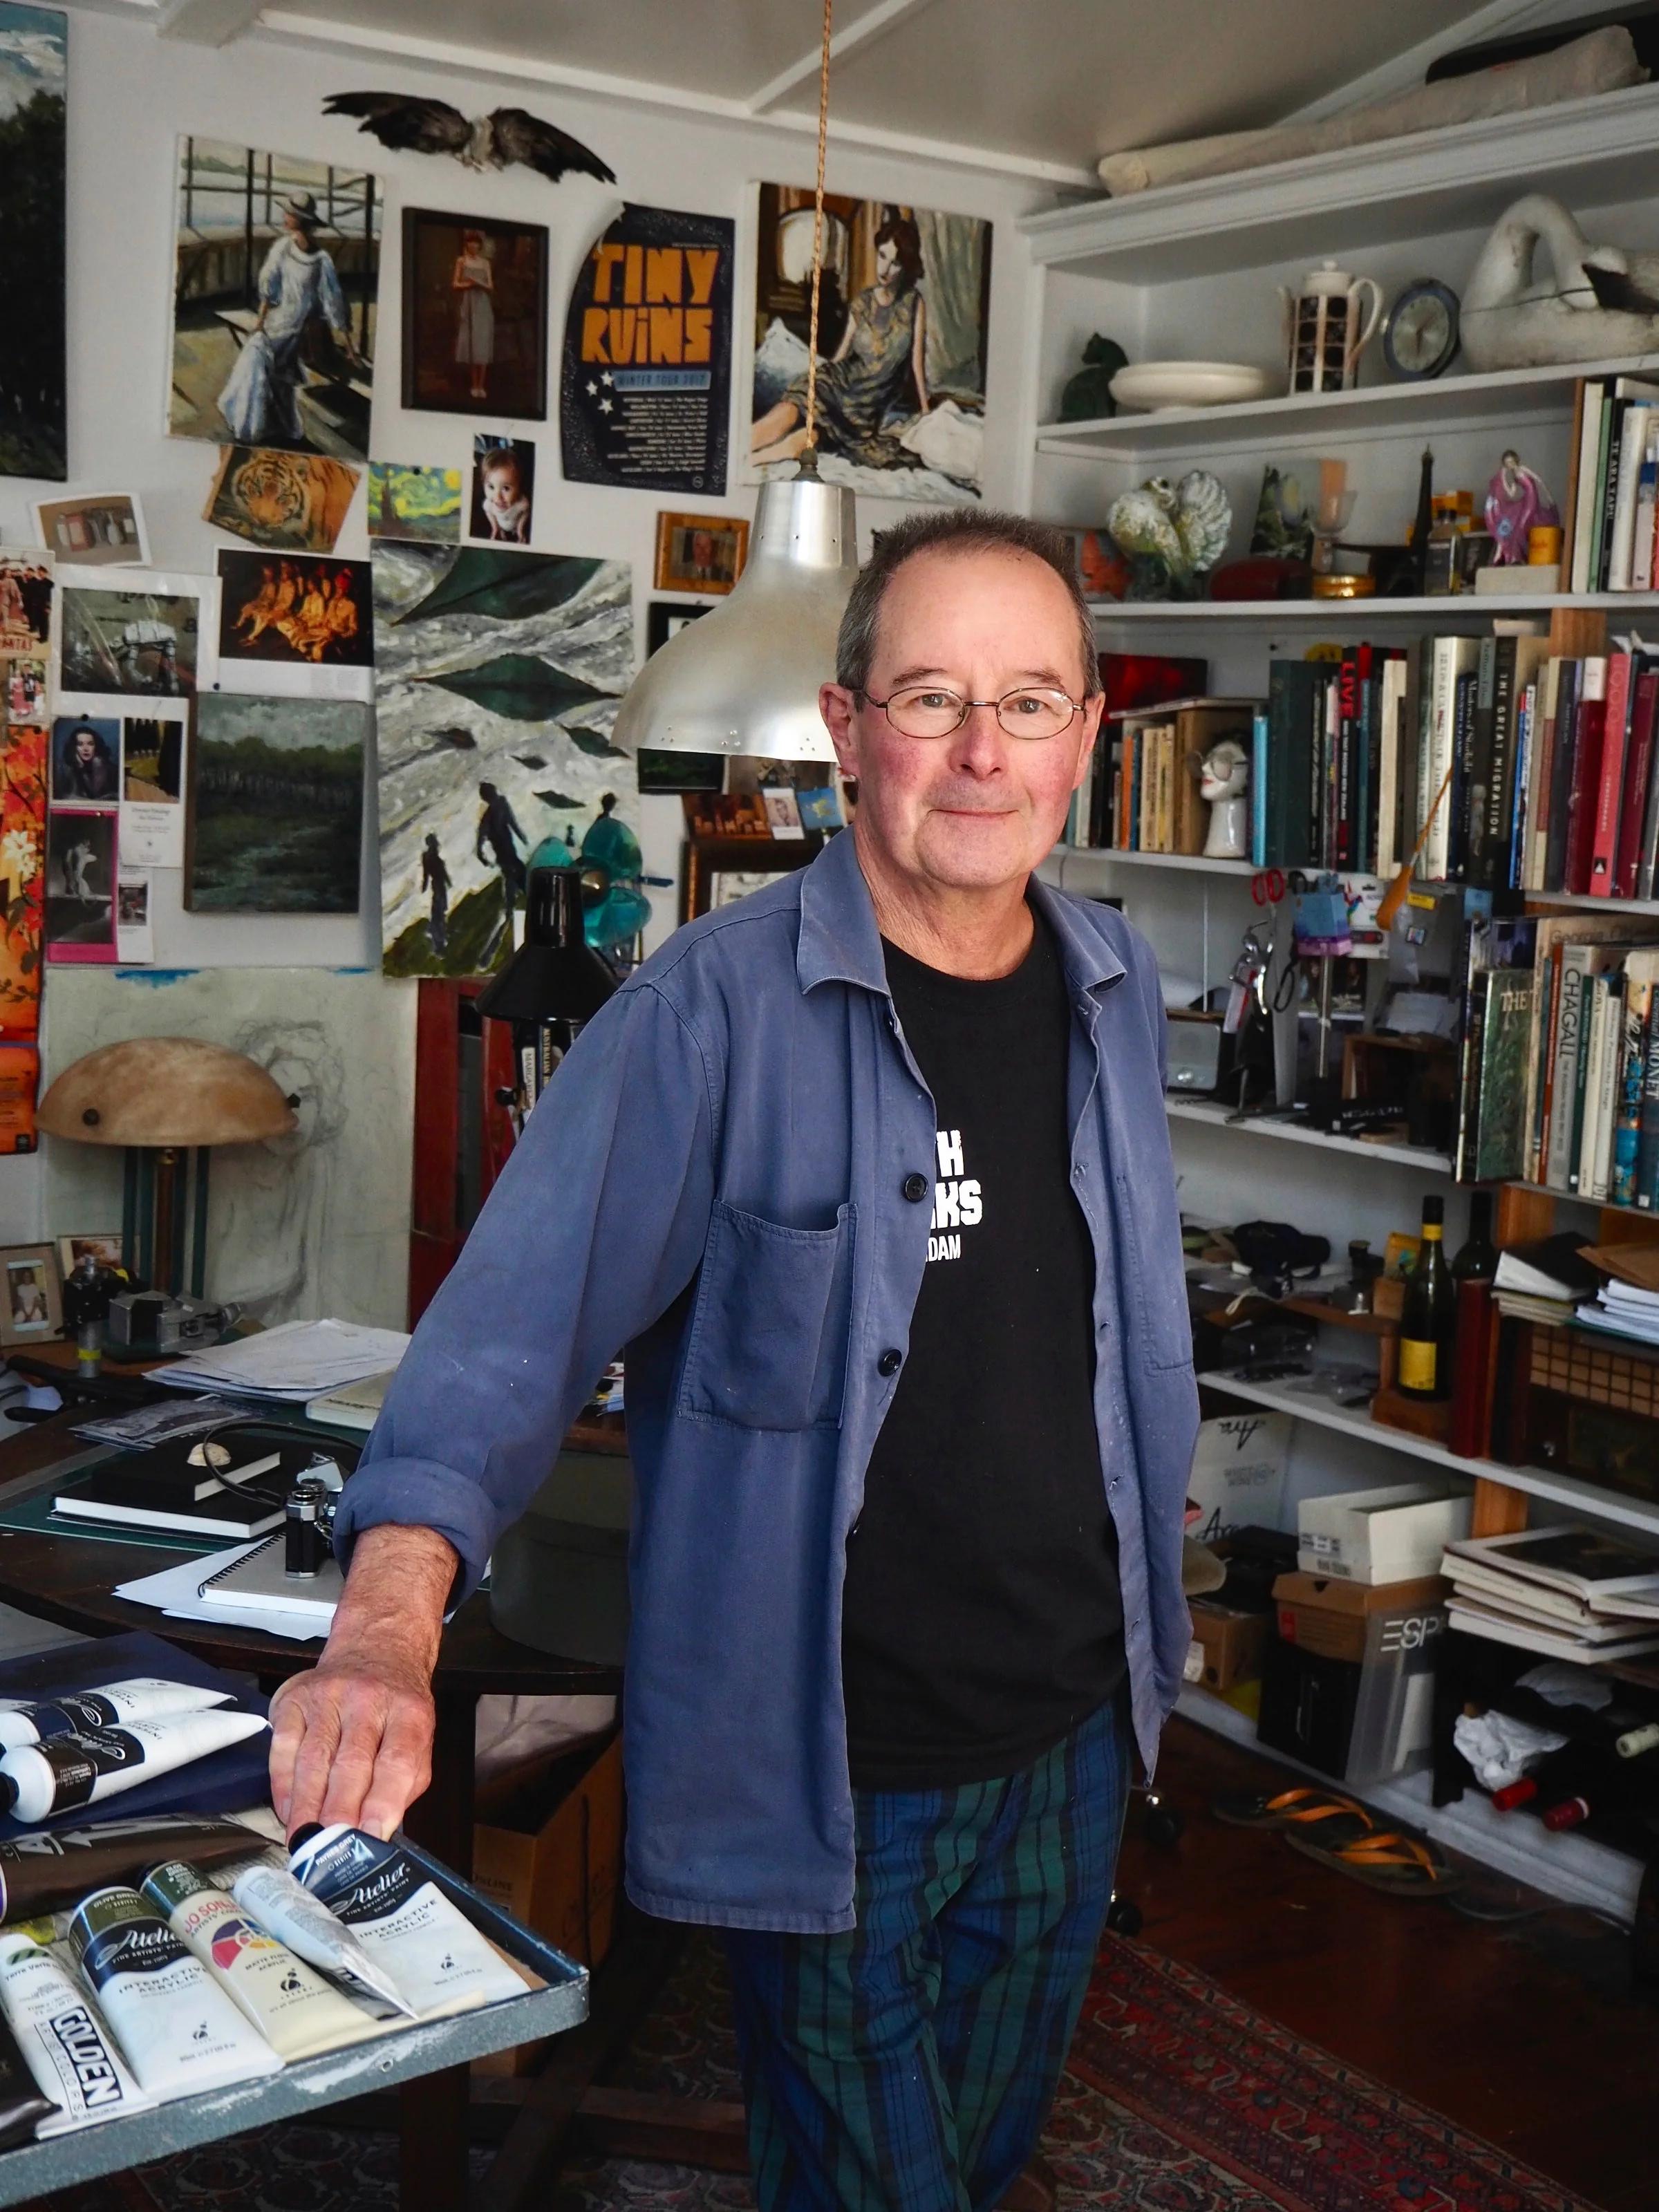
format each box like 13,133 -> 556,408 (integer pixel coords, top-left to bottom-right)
196,1534 -> 343,1627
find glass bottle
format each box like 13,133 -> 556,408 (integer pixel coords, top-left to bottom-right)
1451,1191 -> 1497,1282
1398,1194 -> 1453,1400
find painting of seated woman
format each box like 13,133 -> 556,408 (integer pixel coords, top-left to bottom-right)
748,187 -> 991,505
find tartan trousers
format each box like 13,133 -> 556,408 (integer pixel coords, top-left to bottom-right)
722,1694 -> 1131,2212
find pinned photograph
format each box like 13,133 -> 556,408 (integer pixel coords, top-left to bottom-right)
4,657 -> 45,724
44,807 -> 115,962
30,491 -> 148,567
368,461 -> 462,542
204,444 -> 360,554
0,5 -> 66,484
470,436 -> 534,543
216,550 -> 373,671
187,692 -> 367,914
402,210 -> 548,420
57,579 -> 207,697
0,1245 -> 59,1344
0,722 -> 46,1038
0,557 -> 52,654
120,714 -> 186,868
749,187 -> 991,504
115,868 -> 153,962
169,135 -> 379,462
654,511 -> 747,595
50,714 -> 119,805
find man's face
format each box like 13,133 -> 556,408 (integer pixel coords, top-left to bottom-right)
821,548 -> 1100,899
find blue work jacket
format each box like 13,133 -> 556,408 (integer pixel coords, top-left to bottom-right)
338,827 -> 1199,1933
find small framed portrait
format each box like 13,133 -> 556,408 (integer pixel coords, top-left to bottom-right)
655,512 -> 749,596
50,715 -> 121,807
30,491 -> 149,568
0,1245 -> 61,1346
55,1232 -> 123,1279
683,834 -> 815,922
402,210 -> 550,422
470,436 -> 536,544
646,599 -> 711,656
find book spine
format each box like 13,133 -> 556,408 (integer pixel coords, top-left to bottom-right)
1634,444 -> 1659,592
1564,662 -> 1608,897
1524,658 -> 1560,893
1375,661 -> 1400,878
1468,635 -> 1497,888
1266,662 -> 1314,868
1639,997 -> 1659,1208
1615,664 -> 1659,899
1612,966 -> 1653,1207
1609,404 -> 1653,590
1322,675 -> 1340,868
1588,648 -> 1633,894
1533,941 -> 1564,1183
1590,974 -> 1624,1202
1251,708 -> 1268,867
1451,668 -> 1478,882
1560,377 -> 1588,583
1453,909 -> 1488,1183
1399,639 -> 1423,879
1568,972 -> 1600,1190
1544,659 -> 1581,891
1546,948 -> 1590,1189
1486,635 -> 1519,892
1594,396 -> 1624,592
1571,382 -> 1607,592
1360,644 -> 1378,874
1335,646 -> 1358,870
1509,679 -> 1534,891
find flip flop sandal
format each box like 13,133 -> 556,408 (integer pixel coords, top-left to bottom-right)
1284,1826 -> 1465,1896
1212,1784 -> 1376,1835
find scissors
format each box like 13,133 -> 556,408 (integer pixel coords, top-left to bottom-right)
1250,868 -> 1286,906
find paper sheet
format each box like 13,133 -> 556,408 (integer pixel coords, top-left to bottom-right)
158,1318 -> 411,1400
113,1541 -> 326,1643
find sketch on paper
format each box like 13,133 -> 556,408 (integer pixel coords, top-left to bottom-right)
42,967 -> 417,1327
372,542 -> 636,977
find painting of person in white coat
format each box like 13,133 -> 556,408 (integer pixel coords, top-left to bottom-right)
216,194 -> 368,451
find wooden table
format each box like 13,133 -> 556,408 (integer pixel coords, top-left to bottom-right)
0,1408 -> 622,2212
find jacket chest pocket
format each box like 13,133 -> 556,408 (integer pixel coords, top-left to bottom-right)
677,1200 -> 856,1431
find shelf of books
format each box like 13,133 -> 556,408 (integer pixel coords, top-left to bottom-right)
1089,594 -> 1659,625
1203,1369 -> 1659,1542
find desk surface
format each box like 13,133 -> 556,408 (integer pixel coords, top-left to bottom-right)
0,1410 -> 622,1696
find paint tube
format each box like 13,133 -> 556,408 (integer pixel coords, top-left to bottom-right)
227,1859 -> 416,2021
67,1886 -> 282,2101
140,1862 -> 388,2060
0,1925 -> 152,2134
288,1825 -> 523,2020
0,1815 -> 272,1923
0,1708 -> 268,1824
0,1678 -> 231,1752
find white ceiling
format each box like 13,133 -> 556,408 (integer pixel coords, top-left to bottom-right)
238,0 -> 1539,182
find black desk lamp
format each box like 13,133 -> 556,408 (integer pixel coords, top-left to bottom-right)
476,866 -> 617,1114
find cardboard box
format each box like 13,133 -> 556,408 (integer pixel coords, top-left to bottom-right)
1184,1597 -> 1272,1691
1297,1481 -> 1471,1583
1185,1412 -> 1291,1545
1262,1571 -> 1450,1782
1273,1571 -> 1449,1665
474,1732 -> 623,1970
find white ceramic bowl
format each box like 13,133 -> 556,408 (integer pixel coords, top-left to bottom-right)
1109,361 -> 1283,411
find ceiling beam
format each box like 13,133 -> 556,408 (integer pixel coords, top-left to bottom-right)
1282,0 -> 1584,123
153,0 -> 263,43
744,0 -> 944,116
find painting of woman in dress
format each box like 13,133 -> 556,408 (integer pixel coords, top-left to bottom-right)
453,230 -> 494,403
749,190 -> 992,504
218,194 -> 370,449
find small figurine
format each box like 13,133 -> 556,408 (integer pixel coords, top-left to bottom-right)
1059,334 -> 1129,422
1107,470 -> 1232,601
1484,449 -> 1560,565
1201,738 -> 1250,859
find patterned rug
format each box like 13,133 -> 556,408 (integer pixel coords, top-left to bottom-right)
35,1933 -> 1597,2212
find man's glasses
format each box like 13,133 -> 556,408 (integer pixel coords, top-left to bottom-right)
858,685 -> 1083,741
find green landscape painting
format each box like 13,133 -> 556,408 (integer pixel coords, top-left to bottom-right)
187,693 -> 366,913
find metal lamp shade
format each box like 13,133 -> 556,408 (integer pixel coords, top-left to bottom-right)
612,463 -> 859,761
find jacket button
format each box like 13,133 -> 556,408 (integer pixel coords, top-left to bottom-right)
878,1348 -> 903,1377
902,1172 -> 928,1202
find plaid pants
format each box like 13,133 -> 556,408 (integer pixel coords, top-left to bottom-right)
722,1695 -> 1130,2212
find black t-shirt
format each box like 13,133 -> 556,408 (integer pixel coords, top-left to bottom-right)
840,910 -> 1126,1791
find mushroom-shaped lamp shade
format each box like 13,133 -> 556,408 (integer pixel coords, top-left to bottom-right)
38,1039 -> 296,1148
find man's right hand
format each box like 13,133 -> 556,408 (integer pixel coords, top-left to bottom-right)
268,1523 -> 458,1842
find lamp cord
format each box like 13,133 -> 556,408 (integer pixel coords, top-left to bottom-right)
803,0 -> 833,453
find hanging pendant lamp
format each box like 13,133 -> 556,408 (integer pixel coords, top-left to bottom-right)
611,0 -> 857,762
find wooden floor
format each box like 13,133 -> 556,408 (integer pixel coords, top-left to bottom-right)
1119,1715 -> 1658,2212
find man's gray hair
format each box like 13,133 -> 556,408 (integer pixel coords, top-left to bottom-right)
834,509 -> 1101,699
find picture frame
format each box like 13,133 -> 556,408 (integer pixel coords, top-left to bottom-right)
55,1232 -> 123,1279
401,209 -> 550,422
30,492 -> 149,568
647,599 -> 711,655
655,512 -> 749,596
683,833 -> 816,923
0,1244 -> 60,1346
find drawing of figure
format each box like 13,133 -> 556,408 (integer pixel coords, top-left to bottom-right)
421,833 -> 451,955
453,229 -> 495,403
478,449 -> 529,542
476,780 -> 526,915
217,194 -> 365,449
751,216 -> 930,470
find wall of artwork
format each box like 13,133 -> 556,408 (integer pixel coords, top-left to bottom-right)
0,2 -> 1048,1268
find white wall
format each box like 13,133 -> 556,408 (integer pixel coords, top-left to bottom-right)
0,3 -> 1049,1248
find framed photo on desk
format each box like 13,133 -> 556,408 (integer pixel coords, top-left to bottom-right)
0,1244 -> 60,1347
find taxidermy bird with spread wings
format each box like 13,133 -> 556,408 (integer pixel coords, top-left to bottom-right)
323,93 -> 617,185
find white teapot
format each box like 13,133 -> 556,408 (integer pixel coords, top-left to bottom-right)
1279,260 -> 1383,393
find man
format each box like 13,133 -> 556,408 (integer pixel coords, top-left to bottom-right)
475,778 -> 527,915
271,510 -> 1197,2211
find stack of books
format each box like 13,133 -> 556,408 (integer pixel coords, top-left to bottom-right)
1490,1233 -> 1597,1327
1443,1527 -> 1659,1663
1519,921 -> 1659,1205
1564,372 -> 1659,595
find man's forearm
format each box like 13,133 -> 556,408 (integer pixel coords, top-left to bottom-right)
328,1523 -> 456,1674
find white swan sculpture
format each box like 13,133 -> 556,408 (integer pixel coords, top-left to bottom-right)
1463,194 -> 1659,371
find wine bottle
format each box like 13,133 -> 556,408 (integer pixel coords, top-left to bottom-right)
1398,1194 -> 1453,1400
1450,1191 -> 1497,1282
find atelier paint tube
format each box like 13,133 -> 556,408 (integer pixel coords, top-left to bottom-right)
0,1708 -> 268,1824
0,1926 -> 152,2134
288,1825 -> 523,2020
0,1679 -> 231,1752
140,1862 -> 388,2060
67,1886 -> 282,2101
227,1859 -> 416,2022
0,1815 -> 272,1923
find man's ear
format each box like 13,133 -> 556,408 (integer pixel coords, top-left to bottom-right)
821,683 -> 861,781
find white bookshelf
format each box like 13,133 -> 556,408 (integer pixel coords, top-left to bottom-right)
1165,1096 -> 1452,1172
1089,593 -> 1659,624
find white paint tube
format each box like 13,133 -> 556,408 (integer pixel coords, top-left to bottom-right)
288,1825 -> 523,2020
0,1709 -> 268,1824
67,1886 -> 281,2101
227,1860 -> 416,2022
0,1926 -> 153,2135
0,1679 -> 231,1752
139,1862 -> 388,2061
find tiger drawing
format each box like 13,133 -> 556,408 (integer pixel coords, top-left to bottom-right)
216,447 -> 357,552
